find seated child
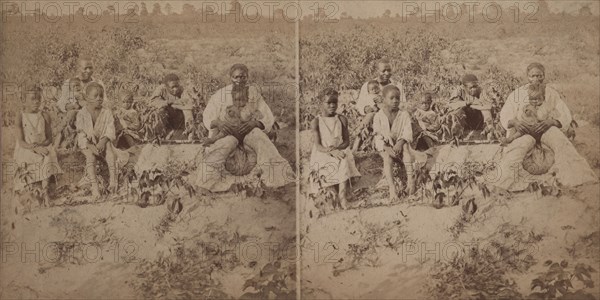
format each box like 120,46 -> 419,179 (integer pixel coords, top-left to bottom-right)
373,85 -> 426,201
413,93 -> 441,150
54,78 -> 83,149
76,83 -> 128,197
363,80 -> 382,114
115,90 -> 142,149
310,88 -> 361,210
14,84 -> 63,207
351,80 -> 382,152
203,85 -> 262,146
500,83 -> 544,146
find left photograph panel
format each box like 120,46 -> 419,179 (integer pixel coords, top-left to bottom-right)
0,1 -> 297,298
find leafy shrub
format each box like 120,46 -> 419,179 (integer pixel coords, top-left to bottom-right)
241,260 -> 296,299
299,24 -> 523,132
530,260 -> 597,299
335,219 -> 411,275
134,243 -> 233,299
428,222 -> 542,299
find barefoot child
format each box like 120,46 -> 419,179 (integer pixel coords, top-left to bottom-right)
373,85 -> 425,201
115,90 -> 141,149
310,88 -> 361,209
413,92 -> 441,150
500,83 -> 545,145
14,84 -> 63,206
76,83 -> 128,197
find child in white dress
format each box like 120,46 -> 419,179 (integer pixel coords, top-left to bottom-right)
310,88 -> 361,209
14,84 -> 63,206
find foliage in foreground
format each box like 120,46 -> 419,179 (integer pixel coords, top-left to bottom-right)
530,260 -> 597,299
134,242 -> 233,299
428,222 -> 542,299
333,218 -> 411,276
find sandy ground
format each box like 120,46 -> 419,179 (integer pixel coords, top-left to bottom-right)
300,181 -> 599,299
1,188 -> 295,298
1,123 -> 296,298
299,137 -> 599,298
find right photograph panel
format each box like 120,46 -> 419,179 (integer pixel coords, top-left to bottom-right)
299,1 -> 600,299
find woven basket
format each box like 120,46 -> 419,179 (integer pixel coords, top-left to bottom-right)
224,145 -> 258,176
523,143 -> 555,175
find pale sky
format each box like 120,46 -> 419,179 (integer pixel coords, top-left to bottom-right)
315,1 -> 600,18
5,0 -> 599,17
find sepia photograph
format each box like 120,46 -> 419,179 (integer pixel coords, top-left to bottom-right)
299,1 -> 600,299
1,0 -> 600,299
1,1 -> 296,298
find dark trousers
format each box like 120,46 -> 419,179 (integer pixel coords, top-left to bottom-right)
464,106 -> 484,131
164,105 -> 186,131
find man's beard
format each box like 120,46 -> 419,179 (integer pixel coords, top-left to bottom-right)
80,74 -> 92,82
378,76 -> 391,85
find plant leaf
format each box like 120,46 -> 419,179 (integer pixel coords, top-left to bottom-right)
531,278 -> 545,291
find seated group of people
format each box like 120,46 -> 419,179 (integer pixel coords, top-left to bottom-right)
14,59 -> 293,206
309,60 -> 597,207
15,79 -> 126,204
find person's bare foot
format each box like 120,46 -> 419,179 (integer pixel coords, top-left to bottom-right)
406,179 -> 417,195
108,180 -> 118,195
108,184 -> 118,195
91,183 -> 101,199
42,193 -> 51,207
339,194 -> 348,210
388,187 -> 400,203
